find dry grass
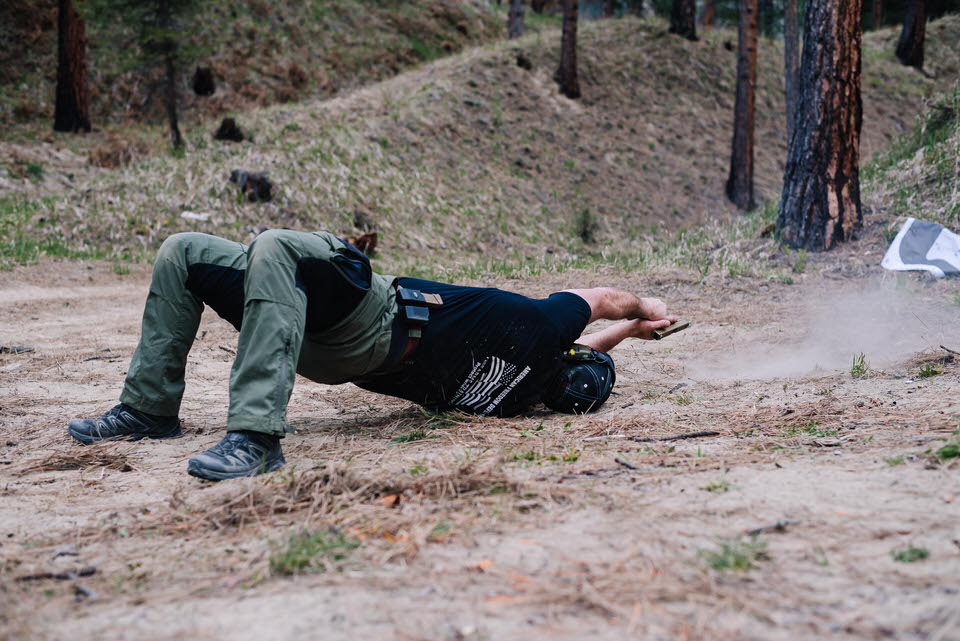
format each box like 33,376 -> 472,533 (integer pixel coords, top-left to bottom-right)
4,16 -> 957,275
13,442 -> 136,475
163,454 -> 521,530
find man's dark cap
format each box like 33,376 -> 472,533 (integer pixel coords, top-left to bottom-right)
543,347 -> 615,414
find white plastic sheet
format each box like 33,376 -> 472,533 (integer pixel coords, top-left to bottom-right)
881,217 -> 960,278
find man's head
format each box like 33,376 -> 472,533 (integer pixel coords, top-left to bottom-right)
543,346 -> 615,414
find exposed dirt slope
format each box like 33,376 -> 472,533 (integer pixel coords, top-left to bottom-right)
1,0 -> 501,127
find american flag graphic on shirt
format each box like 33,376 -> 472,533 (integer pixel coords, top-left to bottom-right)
450,356 -> 531,416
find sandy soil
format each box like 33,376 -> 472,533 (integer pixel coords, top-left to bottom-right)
2,259 -> 960,641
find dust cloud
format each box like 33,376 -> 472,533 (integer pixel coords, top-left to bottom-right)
688,281 -> 960,381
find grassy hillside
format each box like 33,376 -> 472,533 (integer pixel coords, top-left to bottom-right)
865,88 -> 959,240
1,15 -> 958,277
1,0 -> 501,127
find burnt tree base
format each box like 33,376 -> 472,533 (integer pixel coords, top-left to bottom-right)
777,0 -> 863,251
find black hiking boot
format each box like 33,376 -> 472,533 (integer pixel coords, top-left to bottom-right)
68,403 -> 182,445
186,431 -> 285,481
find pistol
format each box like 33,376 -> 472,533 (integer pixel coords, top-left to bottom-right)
653,320 -> 690,340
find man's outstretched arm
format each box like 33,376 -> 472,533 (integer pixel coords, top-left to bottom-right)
562,287 -> 678,353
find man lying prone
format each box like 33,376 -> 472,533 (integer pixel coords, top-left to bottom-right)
69,230 -> 677,481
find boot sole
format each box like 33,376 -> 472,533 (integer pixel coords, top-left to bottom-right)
186,455 -> 286,482
67,424 -> 183,446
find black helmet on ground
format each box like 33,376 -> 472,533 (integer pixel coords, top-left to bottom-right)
543,345 -> 616,414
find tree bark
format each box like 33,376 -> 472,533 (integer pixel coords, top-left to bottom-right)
726,0 -> 758,211
669,0 -> 698,41
784,0 -> 800,143
508,0 -> 525,39
157,0 -> 183,149
700,0 -> 716,28
556,0 -> 580,99
605,0 -> 616,17
896,0 -> 925,69
164,52 -> 184,149
777,0 -> 863,251
872,0 -> 882,29
759,0 -> 774,37
54,0 -> 91,133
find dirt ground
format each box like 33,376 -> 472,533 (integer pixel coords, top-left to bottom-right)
2,255 -> 959,641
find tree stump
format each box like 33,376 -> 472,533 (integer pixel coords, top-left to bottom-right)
214,118 -> 244,143
192,66 -> 216,96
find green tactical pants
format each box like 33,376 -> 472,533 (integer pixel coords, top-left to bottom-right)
120,230 -> 398,436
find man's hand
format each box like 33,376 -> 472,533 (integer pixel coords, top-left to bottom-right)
564,288 -> 680,353
623,317 -> 675,340
635,297 -> 671,323
564,287 -> 676,325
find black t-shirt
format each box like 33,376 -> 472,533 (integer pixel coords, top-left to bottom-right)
356,278 -> 592,417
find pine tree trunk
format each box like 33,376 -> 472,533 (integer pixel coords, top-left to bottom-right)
556,0 -> 580,99
605,0 -> 616,17
53,0 -> 91,133
669,0 -> 698,41
784,0 -> 800,143
165,53 -> 183,149
726,0 -> 758,211
896,0 -> 925,69
777,0 -> 863,251
873,0 -> 883,29
157,0 -> 183,149
701,0 -> 716,28
759,0 -> 774,37
508,0 -> 525,38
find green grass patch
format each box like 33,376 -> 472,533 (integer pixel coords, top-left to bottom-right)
891,545 -> 929,563
426,520 -> 453,543
784,421 -> 837,439
918,363 -> 943,378
406,461 -> 429,476
702,537 -> 768,572
702,479 -> 731,493
884,456 -> 906,467
936,441 -> 960,461
269,529 -> 360,576
0,197 -> 109,269
391,430 -> 436,444
25,163 -> 43,180
850,353 -> 869,379
863,91 -> 959,181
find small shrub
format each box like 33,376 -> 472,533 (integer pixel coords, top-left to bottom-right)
575,208 -> 598,244
850,353 -> 869,379
792,249 -> 807,274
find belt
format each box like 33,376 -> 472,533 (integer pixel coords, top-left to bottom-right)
381,286 -> 444,369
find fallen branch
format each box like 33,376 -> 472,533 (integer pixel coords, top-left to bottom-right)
745,520 -> 798,537
941,345 -> 960,357
0,345 -> 34,354
584,430 -> 720,443
15,566 -> 96,582
613,456 -> 640,471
